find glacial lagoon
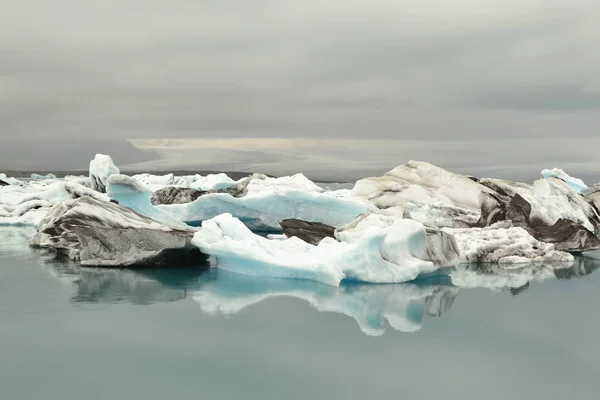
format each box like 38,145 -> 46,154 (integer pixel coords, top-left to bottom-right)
1,229 -> 599,400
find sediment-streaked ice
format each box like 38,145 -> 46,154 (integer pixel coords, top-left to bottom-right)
444,222 -> 574,264
352,160 -> 496,213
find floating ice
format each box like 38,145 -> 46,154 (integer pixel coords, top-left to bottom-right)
31,195 -> 206,267
106,174 -> 190,228
0,174 -> 24,186
109,173 -> 373,230
0,180 -> 110,226
89,154 -> 120,193
444,222 -> 574,264
353,160 -> 497,214
541,168 -> 588,193
30,173 -> 57,181
192,213 -> 460,287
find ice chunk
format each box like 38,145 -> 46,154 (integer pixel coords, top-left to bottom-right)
480,176 -> 599,233
131,173 -> 191,191
527,177 -> 598,232
353,160 -> 496,213
0,173 -> 25,186
541,168 -> 587,193
444,222 -> 574,264
106,174 -> 191,228
30,173 -> 57,180
192,213 -> 460,287
190,173 -> 237,191
89,154 -> 120,193
30,196 -> 207,267
0,180 -> 111,227
109,174 -> 373,230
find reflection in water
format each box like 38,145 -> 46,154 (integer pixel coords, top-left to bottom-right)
0,227 -> 36,255
554,255 -> 600,280
193,270 -> 459,336
450,262 -> 560,295
2,222 -> 598,336
46,260 -> 458,336
40,256 -> 600,336
45,260 -> 206,305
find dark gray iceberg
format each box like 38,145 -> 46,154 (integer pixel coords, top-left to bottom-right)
279,219 -> 336,245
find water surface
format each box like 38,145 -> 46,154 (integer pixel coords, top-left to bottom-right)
1,230 -> 599,399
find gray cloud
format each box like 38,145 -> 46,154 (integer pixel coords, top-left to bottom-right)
1,1 -> 600,171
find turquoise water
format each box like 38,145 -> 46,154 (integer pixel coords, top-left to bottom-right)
1,230 -> 600,399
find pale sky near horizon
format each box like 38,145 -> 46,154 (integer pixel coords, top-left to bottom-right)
1,1 -> 600,179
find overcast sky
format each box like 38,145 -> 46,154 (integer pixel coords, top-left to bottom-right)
1,1 -> 599,179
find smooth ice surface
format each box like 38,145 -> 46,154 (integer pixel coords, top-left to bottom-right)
541,168 -> 588,192
352,160 -> 496,213
192,213 -> 459,286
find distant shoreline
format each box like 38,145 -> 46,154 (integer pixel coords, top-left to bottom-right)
0,169 -> 351,183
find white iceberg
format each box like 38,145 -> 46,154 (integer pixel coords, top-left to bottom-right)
130,173 -> 192,191
352,161 -> 497,215
30,173 -> 57,181
108,173 -> 373,230
191,213 -> 460,287
541,168 -> 588,193
89,154 -> 120,193
0,173 -> 25,186
0,180 -> 110,227
189,173 -> 237,191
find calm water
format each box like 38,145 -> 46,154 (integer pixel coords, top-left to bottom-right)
1,229 -> 600,400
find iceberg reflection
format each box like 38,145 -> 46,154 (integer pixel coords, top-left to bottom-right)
45,260 -> 206,305
38,256 -> 600,336
192,269 -> 458,336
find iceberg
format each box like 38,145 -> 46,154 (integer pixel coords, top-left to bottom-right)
0,173 -> 24,186
89,154 -> 120,193
31,196 -> 208,267
109,173 -> 374,230
130,173 -> 192,191
444,222 -> 574,264
30,173 -> 57,181
541,168 -> 588,193
352,160 -> 496,214
0,180 -> 109,227
192,213 -> 460,287
189,173 -> 237,191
